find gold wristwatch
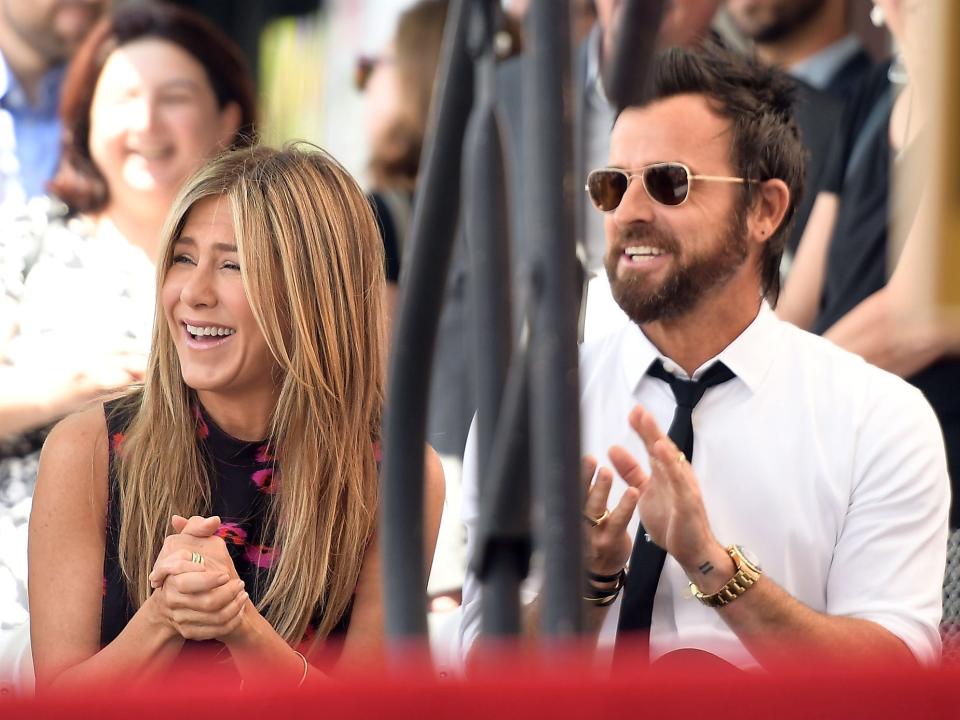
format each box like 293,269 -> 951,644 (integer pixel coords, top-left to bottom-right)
689,545 -> 762,608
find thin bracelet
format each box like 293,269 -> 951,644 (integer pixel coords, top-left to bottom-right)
588,568 -> 625,584
293,649 -> 309,687
584,567 -> 626,605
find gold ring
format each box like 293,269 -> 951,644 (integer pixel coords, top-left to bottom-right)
582,509 -> 610,527
190,551 -> 204,565
676,451 -> 687,465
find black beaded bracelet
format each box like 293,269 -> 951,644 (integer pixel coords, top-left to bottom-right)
584,567 -> 626,605
588,568 -> 626,584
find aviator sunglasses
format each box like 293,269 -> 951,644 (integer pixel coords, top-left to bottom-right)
585,162 -> 756,212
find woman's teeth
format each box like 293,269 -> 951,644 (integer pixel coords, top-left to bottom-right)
132,147 -> 172,160
186,324 -> 236,338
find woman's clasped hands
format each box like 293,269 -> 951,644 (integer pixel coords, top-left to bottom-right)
149,514 -> 249,642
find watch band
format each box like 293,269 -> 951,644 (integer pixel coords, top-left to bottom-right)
689,545 -> 762,608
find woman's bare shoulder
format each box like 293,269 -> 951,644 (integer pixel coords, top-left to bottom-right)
44,403 -> 108,452
423,444 -> 445,507
36,403 -> 110,499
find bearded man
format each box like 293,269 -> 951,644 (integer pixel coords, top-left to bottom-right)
726,0 -> 872,100
459,42 -> 948,671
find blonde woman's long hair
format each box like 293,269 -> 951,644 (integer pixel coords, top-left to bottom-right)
115,145 -> 385,645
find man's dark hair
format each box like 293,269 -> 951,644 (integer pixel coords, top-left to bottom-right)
631,42 -> 805,303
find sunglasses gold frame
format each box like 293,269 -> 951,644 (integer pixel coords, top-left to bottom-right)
585,162 -> 757,211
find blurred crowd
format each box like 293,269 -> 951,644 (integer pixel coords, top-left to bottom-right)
1,0 -> 958,690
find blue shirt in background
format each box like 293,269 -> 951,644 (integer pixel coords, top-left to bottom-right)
0,50 -> 64,208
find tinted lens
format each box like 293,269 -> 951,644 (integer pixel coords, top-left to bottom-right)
586,169 -> 629,212
643,164 -> 689,206
354,56 -> 375,91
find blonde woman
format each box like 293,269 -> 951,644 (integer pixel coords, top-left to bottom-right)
27,145 -> 445,690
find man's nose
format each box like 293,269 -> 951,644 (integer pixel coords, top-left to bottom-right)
611,176 -> 655,226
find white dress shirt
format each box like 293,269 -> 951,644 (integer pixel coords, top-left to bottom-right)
460,304 -> 950,668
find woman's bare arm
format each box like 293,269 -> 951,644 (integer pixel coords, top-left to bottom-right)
28,405 -> 183,691
334,443 -> 444,667
776,192 -> 839,329
823,186 -> 960,375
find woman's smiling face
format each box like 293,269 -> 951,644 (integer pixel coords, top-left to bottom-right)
161,195 -> 275,402
88,38 -> 240,210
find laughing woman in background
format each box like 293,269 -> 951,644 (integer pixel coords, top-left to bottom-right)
0,2 -> 256,509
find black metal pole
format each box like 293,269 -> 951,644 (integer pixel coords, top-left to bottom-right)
475,346 -> 531,638
464,0 -> 512,492
464,0 -> 531,640
525,0 -> 583,639
380,0 -> 474,653
603,0 -> 667,111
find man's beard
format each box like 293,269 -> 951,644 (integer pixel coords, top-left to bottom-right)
605,206 -> 749,325
740,0 -> 828,44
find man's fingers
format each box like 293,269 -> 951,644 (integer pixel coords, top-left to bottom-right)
607,487 -> 639,532
652,437 -> 695,497
583,466 -> 614,522
628,405 -> 668,457
607,445 -> 650,491
580,455 -> 598,494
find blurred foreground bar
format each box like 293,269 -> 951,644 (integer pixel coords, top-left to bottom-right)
932,0 -> 960,323
4,651 -> 960,718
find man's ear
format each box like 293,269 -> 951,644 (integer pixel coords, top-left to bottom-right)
748,178 -> 791,247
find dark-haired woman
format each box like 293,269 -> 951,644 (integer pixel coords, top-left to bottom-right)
0,3 -> 256,509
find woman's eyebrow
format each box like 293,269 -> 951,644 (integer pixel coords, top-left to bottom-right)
158,78 -> 203,93
174,236 -> 238,253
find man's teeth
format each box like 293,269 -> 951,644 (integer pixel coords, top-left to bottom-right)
186,324 -> 236,337
625,246 -> 666,259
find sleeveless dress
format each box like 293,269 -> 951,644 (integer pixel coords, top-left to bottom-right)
99,398 -> 351,660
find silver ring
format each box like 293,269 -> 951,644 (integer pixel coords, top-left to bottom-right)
190,551 -> 204,565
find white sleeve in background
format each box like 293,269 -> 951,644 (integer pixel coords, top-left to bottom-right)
457,416 -> 482,661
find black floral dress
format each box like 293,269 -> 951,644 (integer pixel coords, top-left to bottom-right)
99,398 -> 351,661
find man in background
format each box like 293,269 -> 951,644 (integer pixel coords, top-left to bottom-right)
0,0 -> 106,210
726,0 -> 873,98
725,0 -> 875,267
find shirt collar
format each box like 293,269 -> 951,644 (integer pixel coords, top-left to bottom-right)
0,49 -> 65,113
789,34 -> 862,91
619,302 -> 782,395
0,51 -> 10,102
584,24 -> 611,109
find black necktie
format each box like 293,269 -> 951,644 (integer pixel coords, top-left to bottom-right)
616,359 -> 736,645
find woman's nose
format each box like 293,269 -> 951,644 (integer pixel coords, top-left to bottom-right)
180,267 -> 216,307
